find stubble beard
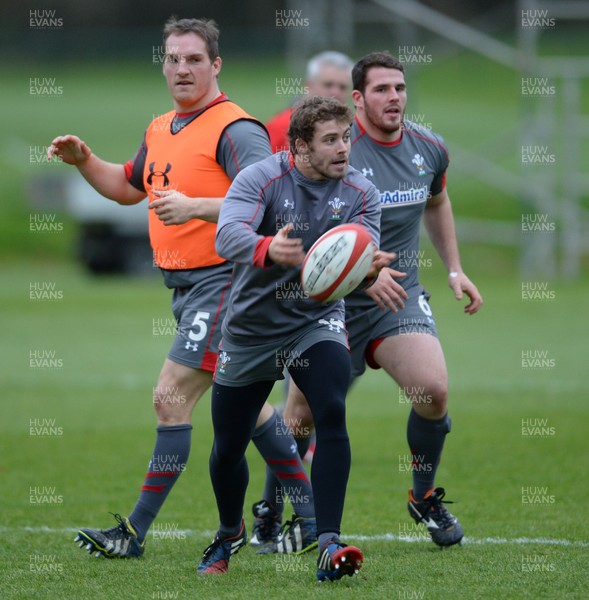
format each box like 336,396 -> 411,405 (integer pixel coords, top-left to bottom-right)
366,103 -> 402,136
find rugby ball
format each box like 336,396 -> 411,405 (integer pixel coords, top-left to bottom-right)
301,224 -> 375,302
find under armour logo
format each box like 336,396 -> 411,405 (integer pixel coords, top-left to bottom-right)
147,162 -> 172,187
318,318 -> 345,333
185,341 -> 198,351
284,199 -> 295,209
362,167 -> 374,177
255,502 -> 269,515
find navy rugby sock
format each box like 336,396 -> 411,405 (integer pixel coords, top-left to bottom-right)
253,410 -> 314,518
318,532 -> 341,551
263,433 -> 312,518
407,408 -> 451,501
129,424 -> 192,542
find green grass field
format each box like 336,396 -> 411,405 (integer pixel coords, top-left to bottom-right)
2,259 -> 588,599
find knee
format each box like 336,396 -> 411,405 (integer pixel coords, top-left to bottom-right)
211,437 -> 247,467
313,395 -> 346,433
152,380 -> 193,424
412,379 -> 447,417
152,365 -> 210,424
285,402 -> 314,434
285,384 -> 314,429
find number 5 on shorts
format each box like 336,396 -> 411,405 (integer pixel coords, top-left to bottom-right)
189,311 -> 210,342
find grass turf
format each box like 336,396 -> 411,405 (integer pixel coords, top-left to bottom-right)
1,259 -> 587,599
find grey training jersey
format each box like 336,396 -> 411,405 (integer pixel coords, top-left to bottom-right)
216,152 -> 381,342
347,118 -> 449,307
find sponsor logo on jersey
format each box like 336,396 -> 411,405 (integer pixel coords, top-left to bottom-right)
147,161 -> 172,187
412,153 -> 426,176
284,198 -> 295,209
379,185 -> 429,207
361,167 -> 374,177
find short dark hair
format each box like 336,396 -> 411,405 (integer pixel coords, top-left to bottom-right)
352,51 -> 405,94
162,17 -> 219,62
287,96 -> 353,154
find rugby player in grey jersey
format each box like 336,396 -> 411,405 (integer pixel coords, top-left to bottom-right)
269,52 -> 483,548
197,96 -> 394,581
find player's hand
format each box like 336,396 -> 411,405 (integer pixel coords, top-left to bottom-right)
47,135 -> 91,165
365,265 -> 408,312
448,271 -> 483,314
365,249 -> 396,279
150,189 -> 194,225
268,223 -> 305,266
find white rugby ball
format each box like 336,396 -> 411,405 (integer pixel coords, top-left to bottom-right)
301,224 -> 375,302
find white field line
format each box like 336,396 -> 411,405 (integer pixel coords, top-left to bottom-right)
2,527 -> 587,548
346,533 -> 589,547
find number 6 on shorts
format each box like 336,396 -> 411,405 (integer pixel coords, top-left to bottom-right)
418,294 -> 432,317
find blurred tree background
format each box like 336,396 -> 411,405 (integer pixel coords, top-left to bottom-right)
1,0 -> 587,277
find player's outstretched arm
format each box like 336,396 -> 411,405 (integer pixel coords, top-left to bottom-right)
48,134 -> 145,206
424,188 -> 483,314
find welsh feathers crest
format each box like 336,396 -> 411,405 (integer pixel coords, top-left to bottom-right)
328,197 -> 345,221
412,153 -> 426,176
218,351 -> 231,374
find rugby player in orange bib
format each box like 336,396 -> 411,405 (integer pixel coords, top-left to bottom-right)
48,16 -> 316,560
